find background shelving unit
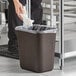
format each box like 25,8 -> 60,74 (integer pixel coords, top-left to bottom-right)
0,0 -> 8,38
42,0 -> 76,69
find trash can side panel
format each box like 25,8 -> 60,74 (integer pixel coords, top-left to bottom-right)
16,31 -> 40,71
38,33 -> 56,71
16,29 -> 56,72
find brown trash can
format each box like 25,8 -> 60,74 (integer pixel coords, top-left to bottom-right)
15,25 -> 56,73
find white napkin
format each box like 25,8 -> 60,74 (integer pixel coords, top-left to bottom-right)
20,6 -> 34,28
23,15 -> 34,28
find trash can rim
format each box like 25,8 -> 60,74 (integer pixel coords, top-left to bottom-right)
15,26 -> 57,34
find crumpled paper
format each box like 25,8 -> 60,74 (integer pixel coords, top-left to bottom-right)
20,6 -> 34,28
23,15 -> 34,28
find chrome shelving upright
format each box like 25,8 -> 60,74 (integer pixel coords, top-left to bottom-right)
56,0 -> 76,69
0,0 -> 8,38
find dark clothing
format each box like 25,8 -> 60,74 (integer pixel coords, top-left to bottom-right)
8,0 -> 43,53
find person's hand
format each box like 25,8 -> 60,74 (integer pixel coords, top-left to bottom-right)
13,0 -> 25,20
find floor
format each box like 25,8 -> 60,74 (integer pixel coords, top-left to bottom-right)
0,55 -> 76,76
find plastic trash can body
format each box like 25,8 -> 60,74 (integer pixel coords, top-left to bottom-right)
15,26 -> 56,72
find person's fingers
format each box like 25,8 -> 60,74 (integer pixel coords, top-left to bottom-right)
18,14 -> 23,20
17,12 -> 23,21
20,5 -> 25,14
15,5 -> 24,20
15,7 -> 19,16
15,7 -> 23,20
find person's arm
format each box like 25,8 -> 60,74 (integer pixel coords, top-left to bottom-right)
13,0 -> 25,20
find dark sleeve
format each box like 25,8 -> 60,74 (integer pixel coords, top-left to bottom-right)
31,0 -> 42,8
8,0 -> 13,3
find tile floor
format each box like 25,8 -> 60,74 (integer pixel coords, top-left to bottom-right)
0,56 -> 76,76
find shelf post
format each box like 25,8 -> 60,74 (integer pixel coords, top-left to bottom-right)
59,0 -> 64,70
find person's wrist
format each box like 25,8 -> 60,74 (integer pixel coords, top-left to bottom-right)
13,0 -> 19,4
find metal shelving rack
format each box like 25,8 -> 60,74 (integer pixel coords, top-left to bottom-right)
42,0 -> 76,70
0,0 -> 8,38
57,0 -> 76,70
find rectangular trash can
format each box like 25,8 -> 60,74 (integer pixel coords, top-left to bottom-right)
15,25 -> 56,73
